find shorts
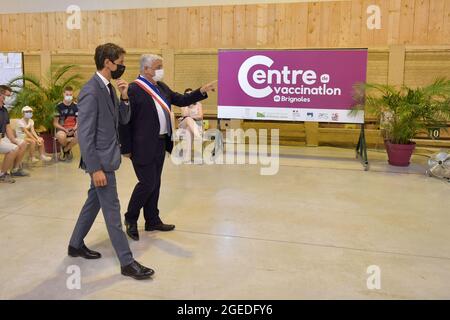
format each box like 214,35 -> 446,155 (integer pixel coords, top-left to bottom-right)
0,137 -> 24,154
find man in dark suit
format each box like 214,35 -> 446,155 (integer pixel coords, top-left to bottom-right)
119,54 -> 216,241
68,43 -> 154,280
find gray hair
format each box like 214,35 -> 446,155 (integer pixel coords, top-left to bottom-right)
140,54 -> 163,72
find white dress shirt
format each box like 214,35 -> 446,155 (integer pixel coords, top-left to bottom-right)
153,97 -> 168,135
139,75 -> 168,135
96,71 -> 111,93
97,71 -> 129,106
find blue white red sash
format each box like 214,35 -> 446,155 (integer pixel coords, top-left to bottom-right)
133,75 -> 171,114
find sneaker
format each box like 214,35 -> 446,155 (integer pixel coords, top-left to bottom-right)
11,168 -> 30,177
58,150 -> 66,161
40,155 -> 52,162
0,174 -> 15,183
66,150 -> 73,161
31,157 -> 40,163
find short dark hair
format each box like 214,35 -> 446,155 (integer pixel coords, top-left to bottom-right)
94,43 -> 126,70
184,88 -> 193,94
0,85 -> 12,94
64,86 -> 73,92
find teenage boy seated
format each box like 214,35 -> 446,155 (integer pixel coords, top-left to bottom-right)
54,86 -> 78,161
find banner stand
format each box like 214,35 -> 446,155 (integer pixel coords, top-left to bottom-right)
355,123 -> 369,171
211,118 -> 223,158
212,118 -> 370,171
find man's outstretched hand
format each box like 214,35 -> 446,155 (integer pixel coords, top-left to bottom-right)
200,80 -> 218,95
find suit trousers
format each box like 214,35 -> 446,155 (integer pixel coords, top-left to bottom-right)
125,137 -> 166,225
69,171 -> 134,267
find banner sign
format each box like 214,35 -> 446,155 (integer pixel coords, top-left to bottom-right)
218,49 -> 367,123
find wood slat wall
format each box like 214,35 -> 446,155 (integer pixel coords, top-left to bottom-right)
32,48 -> 390,115
4,0 -> 449,148
22,46 -> 449,115
1,0 -> 449,52
18,46 -> 450,148
404,51 -> 450,87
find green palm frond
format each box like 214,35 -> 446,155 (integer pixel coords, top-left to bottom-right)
8,74 -> 42,91
59,74 -> 82,92
352,78 -> 450,144
51,64 -> 78,85
7,64 -> 82,132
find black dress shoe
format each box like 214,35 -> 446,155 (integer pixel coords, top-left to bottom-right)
145,223 -> 175,232
68,244 -> 102,259
121,260 -> 155,280
125,220 -> 139,241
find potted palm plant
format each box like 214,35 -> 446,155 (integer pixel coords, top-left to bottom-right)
353,78 -> 450,166
8,64 -> 82,153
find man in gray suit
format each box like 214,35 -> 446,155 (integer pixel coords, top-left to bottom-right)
68,43 -> 154,280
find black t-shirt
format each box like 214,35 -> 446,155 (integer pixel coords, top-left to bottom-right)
55,102 -> 78,129
0,105 -> 10,135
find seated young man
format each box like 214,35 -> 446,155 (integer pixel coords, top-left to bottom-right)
53,86 -> 78,161
0,85 -> 29,183
16,106 -> 52,162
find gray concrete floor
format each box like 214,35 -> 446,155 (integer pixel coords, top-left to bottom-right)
0,145 -> 449,299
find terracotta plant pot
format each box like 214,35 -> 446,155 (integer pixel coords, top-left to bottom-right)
384,140 -> 416,166
40,132 -> 60,154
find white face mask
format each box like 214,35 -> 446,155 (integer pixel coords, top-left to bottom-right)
64,95 -> 73,103
24,112 -> 33,119
4,95 -> 13,106
152,69 -> 164,82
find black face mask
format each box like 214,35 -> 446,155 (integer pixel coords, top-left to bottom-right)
111,63 -> 126,79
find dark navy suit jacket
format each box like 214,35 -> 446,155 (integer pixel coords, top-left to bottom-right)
119,81 -> 207,165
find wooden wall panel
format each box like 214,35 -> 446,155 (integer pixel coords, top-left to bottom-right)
427,0 -> 445,45
398,0 -> 415,44
307,2 -> 321,47
387,0 -> 401,44
373,0 -> 389,46
412,0 -> 430,44
366,51 -> 390,84
445,0 -> 450,45
349,0 -> 363,46
15,47 -> 450,115
173,53 -> 218,114
0,0 -> 448,52
49,51 -> 161,92
403,51 -> 450,88
23,53 -> 41,79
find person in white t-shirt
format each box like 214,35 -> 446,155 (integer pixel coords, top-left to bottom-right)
16,106 -> 52,162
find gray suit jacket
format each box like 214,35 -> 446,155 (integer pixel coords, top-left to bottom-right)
77,73 -> 131,173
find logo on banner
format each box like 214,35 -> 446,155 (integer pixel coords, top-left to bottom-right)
318,113 -> 329,121
332,113 -> 339,121
237,55 -> 342,101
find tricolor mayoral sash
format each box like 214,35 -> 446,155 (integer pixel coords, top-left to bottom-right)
133,75 -> 174,136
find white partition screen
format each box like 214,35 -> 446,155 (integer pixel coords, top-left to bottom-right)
0,52 -> 24,85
